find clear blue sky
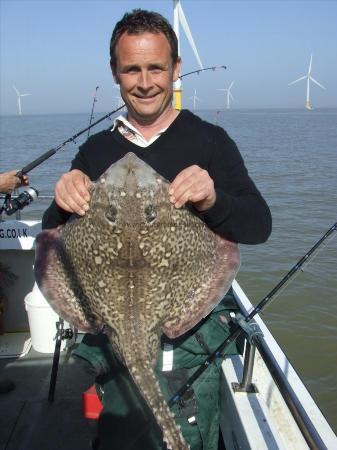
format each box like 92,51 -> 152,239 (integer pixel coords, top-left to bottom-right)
1,0 -> 336,115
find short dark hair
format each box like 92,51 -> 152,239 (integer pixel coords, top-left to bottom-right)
110,9 -> 179,72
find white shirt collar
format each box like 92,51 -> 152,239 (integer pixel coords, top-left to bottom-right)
111,114 -> 167,148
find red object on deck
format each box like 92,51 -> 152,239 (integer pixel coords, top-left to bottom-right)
82,384 -> 103,420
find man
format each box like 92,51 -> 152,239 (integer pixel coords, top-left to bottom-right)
42,9 -> 271,450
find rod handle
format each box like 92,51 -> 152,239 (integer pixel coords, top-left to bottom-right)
16,149 -> 57,177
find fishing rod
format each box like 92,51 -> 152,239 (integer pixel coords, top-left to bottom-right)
15,104 -> 125,180
14,64 -> 227,179
180,64 -> 226,79
87,86 -> 99,138
168,220 -> 337,409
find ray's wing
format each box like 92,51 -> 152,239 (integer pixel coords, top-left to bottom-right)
163,232 -> 240,339
34,227 -> 103,333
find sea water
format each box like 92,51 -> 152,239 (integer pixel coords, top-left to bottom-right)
1,108 -> 336,432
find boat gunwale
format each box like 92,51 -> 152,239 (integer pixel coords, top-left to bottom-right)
232,279 -> 337,449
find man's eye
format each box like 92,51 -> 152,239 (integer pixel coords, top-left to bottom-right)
125,67 -> 139,74
150,68 -> 163,74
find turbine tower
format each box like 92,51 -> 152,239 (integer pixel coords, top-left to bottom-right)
13,86 -> 31,115
288,55 -> 325,110
217,81 -> 235,109
173,0 -> 203,110
189,88 -> 200,110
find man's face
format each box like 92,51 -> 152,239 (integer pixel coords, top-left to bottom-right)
113,32 -> 181,124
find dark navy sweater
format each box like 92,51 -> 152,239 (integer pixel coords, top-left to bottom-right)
42,110 -> 271,244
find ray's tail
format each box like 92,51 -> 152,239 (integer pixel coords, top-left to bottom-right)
126,356 -> 190,450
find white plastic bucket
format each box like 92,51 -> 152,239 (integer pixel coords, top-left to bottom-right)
24,283 -> 70,353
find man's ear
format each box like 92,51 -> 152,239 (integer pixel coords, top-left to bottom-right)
110,61 -> 119,84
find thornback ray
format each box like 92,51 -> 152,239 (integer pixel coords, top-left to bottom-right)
34,152 -> 240,450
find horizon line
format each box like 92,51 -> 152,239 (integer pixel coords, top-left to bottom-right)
1,106 -> 337,118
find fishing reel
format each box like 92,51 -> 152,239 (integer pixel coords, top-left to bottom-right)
0,187 -> 39,216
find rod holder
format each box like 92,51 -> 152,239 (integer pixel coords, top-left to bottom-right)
231,313 -> 263,393
232,340 -> 258,393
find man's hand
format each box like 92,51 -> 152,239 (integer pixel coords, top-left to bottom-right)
0,170 -> 29,194
169,165 -> 216,212
54,169 -> 92,215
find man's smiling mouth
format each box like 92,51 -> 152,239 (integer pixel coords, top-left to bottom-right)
134,93 -> 159,99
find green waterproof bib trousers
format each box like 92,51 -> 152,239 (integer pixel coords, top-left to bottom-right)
73,290 -> 242,450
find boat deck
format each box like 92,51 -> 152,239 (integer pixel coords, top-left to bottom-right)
0,343 -> 96,450
0,339 -> 228,450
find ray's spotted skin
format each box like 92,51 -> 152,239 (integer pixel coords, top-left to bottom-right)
35,153 -> 240,450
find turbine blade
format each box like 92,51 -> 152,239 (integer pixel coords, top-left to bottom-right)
288,76 -> 306,86
229,92 -> 234,100
308,54 -> 313,75
310,76 -> 326,89
13,85 -> 20,95
229,80 -> 235,90
177,2 -> 203,69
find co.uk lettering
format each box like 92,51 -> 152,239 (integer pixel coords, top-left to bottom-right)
0,228 -> 28,239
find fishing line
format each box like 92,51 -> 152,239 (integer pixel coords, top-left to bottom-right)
14,65 -> 227,179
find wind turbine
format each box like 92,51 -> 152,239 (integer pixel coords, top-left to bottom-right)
173,0 -> 203,110
13,86 -> 31,115
189,88 -> 200,110
288,55 -> 325,110
217,81 -> 235,109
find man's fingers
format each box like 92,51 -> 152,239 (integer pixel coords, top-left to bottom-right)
169,165 -> 199,194
59,194 -> 88,215
54,170 -> 91,215
54,197 -> 77,214
55,182 -> 85,214
22,175 -> 29,185
169,169 -> 208,204
170,179 -> 196,207
169,165 -> 216,211
172,187 -> 210,209
169,168 -> 201,202
16,174 -> 29,187
81,175 -> 93,201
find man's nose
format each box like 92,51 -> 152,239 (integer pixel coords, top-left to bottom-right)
137,70 -> 152,90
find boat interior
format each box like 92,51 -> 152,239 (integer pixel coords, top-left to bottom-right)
1,219 -> 336,450
0,339 -> 97,450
